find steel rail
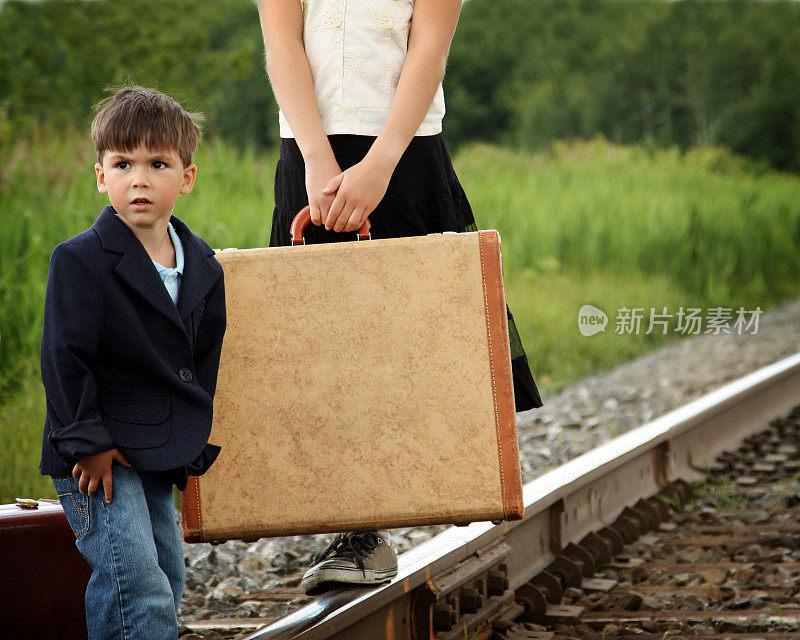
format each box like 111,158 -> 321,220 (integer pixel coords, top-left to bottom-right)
244,351 -> 800,640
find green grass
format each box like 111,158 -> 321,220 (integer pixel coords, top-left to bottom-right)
505,267 -> 693,389
460,138 -> 800,304
693,472 -> 745,512
3,129 -> 800,502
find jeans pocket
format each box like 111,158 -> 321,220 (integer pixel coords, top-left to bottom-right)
52,476 -> 90,540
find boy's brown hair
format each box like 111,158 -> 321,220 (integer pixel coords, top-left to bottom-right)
91,86 -> 203,167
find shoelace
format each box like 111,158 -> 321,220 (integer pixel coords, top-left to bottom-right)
311,531 -> 381,576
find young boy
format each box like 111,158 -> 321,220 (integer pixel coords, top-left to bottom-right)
39,86 -> 226,639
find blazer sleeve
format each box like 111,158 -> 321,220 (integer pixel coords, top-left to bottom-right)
194,272 -> 226,400
41,244 -> 114,465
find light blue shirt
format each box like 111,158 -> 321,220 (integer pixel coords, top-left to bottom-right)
151,222 -> 184,305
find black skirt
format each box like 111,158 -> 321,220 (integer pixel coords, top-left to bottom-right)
270,134 -> 543,411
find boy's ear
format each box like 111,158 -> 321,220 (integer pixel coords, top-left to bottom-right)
95,163 -> 108,194
180,164 -> 197,195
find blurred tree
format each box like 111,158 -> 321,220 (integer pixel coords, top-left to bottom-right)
0,0 -> 278,147
445,0 -> 800,172
1,0 -> 799,171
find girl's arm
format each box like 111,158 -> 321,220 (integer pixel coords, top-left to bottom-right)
323,0 -> 463,233
257,0 -> 341,227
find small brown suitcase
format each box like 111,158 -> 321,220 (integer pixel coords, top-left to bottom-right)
0,499 -> 90,638
181,211 -> 524,542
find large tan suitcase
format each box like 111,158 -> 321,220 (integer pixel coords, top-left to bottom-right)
181,210 -> 524,542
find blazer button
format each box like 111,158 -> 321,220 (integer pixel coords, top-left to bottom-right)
179,368 -> 193,382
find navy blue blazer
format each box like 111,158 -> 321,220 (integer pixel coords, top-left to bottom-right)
40,206 -> 226,481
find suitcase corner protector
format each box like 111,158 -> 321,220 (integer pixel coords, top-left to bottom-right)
505,504 -> 525,521
183,528 -> 205,543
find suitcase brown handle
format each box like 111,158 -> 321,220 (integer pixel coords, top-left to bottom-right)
290,205 -> 372,246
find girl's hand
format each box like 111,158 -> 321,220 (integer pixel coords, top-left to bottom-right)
72,448 -> 131,503
305,156 -> 343,226
322,155 -> 394,233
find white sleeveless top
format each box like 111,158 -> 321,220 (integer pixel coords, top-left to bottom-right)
278,0 -> 446,138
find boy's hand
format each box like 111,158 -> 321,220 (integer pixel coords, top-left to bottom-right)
305,156 -> 343,227
72,448 -> 132,503
322,155 -> 394,233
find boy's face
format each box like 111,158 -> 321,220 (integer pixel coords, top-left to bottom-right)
95,145 -> 196,231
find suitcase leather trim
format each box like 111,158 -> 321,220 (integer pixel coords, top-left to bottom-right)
182,475 -> 203,542
478,231 -> 524,520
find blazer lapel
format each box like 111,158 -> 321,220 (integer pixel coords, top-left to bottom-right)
93,206 -> 187,331
114,251 -> 186,330
171,216 -> 222,322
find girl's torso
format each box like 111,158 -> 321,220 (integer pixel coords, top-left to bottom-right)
278,0 -> 446,138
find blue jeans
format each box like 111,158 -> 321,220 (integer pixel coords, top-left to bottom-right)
52,465 -> 184,640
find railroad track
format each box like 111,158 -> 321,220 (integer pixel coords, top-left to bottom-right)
181,351 -> 800,640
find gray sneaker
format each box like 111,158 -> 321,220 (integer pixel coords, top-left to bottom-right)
300,530 -> 398,595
